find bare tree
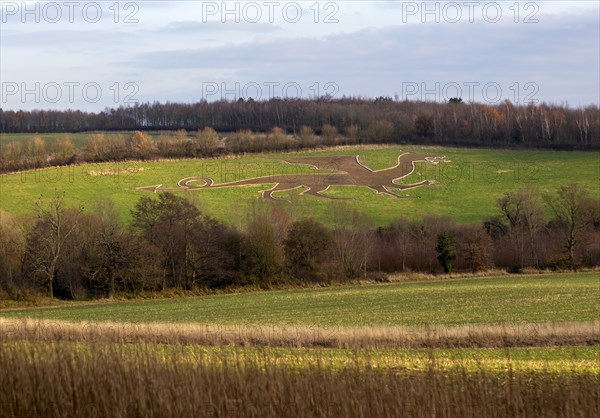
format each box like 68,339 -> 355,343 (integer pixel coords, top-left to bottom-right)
330,204 -> 373,278
321,124 -> 338,146
132,193 -> 205,289
195,127 -> 221,156
1,141 -> 23,169
497,187 -> 545,268
410,215 -> 454,272
392,218 -> 411,272
129,131 -> 156,160
25,194 -> 83,298
268,127 -> 292,150
27,136 -> 46,166
345,124 -> 360,144
414,114 -> 434,137
298,126 -> 317,148
225,130 -> 255,153
284,218 -> 333,282
241,211 -> 284,285
365,120 -> 394,143
544,183 -> 596,270
175,129 -> 188,139
52,136 -> 76,165
89,200 -> 131,298
86,133 -> 107,161
454,224 -> 492,273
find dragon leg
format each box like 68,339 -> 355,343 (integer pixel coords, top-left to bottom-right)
302,186 -> 350,200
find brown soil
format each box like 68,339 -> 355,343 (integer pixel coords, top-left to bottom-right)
137,153 -> 450,199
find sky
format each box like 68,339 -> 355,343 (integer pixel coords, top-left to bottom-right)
1,0 -> 599,111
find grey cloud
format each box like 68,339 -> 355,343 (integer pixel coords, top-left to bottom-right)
133,14 -> 598,75
0,29 -> 136,48
127,13 -> 598,104
158,20 -> 282,33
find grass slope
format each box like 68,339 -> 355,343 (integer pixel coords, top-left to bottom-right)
1,145 -> 598,225
2,273 -> 597,326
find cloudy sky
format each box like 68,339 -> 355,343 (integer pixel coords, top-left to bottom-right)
1,0 -> 598,111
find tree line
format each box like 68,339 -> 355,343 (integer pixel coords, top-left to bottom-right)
1,98 -> 598,150
1,183 -> 598,300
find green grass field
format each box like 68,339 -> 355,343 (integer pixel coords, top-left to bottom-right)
2,273 -> 597,326
0,144 -> 597,225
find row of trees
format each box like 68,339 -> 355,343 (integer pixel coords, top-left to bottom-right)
2,100 -> 599,172
0,183 -> 598,300
2,98 -> 598,149
0,125 -> 400,173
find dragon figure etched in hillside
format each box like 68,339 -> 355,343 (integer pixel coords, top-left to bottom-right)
137,153 -> 450,200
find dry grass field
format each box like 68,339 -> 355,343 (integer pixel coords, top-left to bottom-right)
1,271 -> 598,416
1,341 -> 598,418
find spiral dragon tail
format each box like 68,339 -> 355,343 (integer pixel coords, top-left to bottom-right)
136,177 -> 214,193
